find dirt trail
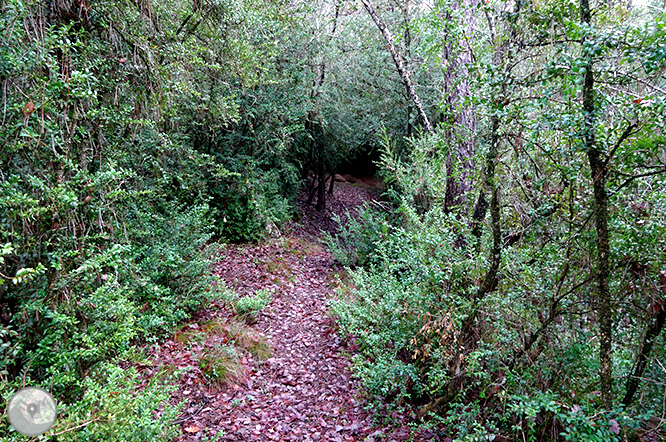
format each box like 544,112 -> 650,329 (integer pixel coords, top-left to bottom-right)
206,237 -> 373,441
151,182 -> 431,441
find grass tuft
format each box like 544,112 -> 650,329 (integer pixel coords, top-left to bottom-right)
202,319 -> 273,361
198,346 -> 246,385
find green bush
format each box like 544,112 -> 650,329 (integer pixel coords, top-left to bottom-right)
332,206 -> 480,404
324,202 -> 392,267
124,203 -> 224,337
333,160 -> 666,440
57,363 -> 180,442
233,288 -> 273,320
0,363 -> 181,441
0,0 -> 317,439
207,151 -> 300,243
0,184 -> 225,394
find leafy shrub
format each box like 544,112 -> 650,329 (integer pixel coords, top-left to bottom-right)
334,145 -> 666,440
233,288 -> 273,318
0,196 -> 224,397
0,0 -> 313,438
0,363 -> 181,441
54,363 -> 181,442
208,158 -> 299,243
123,203 -> 224,337
216,191 -> 266,243
323,202 -> 392,267
332,206 -> 481,404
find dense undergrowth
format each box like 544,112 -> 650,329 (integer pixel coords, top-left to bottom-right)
331,109 -> 666,442
324,3 -> 666,440
1,0 -> 665,441
0,0 -> 313,439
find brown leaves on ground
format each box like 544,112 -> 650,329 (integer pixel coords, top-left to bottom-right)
140,181 -> 443,441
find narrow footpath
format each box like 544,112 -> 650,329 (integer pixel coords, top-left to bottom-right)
149,180 -> 436,441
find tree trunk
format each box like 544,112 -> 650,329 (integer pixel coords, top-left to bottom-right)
459,112 -> 501,340
417,108 -> 501,421
622,304 -> 666,407
307,174 -> 319,205
312,1 -> 341,99
402,1 -> 414,138
581,0 -> 613,409
328,170 -> 336,195
360,0 -> 433,133
308,4 -> 341,210
441,0 -> 478,212
316,161 -> 326,211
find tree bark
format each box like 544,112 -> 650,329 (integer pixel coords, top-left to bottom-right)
418,104 -> 502,422
309,3 -> 341,210
441,0 -> 478,212
402,1 -> 414,138
360,0 -> 433,133
622,271 -> 666,407
305,112 -> 326,211
622,304 -> 666,407
459,112 -> 501,339
316,160 -> 326,211
312,1 -> 341,99
581,0 -> 613,409
328,170 -> 336,195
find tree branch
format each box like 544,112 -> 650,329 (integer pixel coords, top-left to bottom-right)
360,0 -> 433,133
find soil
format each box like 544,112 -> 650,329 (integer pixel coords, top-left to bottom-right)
144,181 -> 447,441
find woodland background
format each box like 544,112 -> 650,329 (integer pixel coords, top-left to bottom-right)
1,0 -> 665,440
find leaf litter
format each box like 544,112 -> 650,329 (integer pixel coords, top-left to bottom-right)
138,181 -> 444,441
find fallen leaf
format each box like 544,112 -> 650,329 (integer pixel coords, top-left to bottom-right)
609,419 -> 620,434
22,102 -> 35,117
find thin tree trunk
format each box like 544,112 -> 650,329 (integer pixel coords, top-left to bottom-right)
418,2 -> 522,419
360,0 -> 433,133
622,305 -> 666,407
459,112 -> 501,339
307,176 -> 319,205
316,161 -> 326,211
312,1 -> 341,99
309,3 -> 341,210
581,0 -> 613,409
402,1 -> 414,138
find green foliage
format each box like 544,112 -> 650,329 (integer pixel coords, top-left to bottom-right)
0,0 -> 309,437
0,363 -> 181,441
0,196 -> 223,394
233,288 -> 273,318
0,243 -> 46,286
504,393 -> 652,442
324,202 -> 392,267
333,206 -> 482,403
53,363 -> 181,442
332,3 -> 666,437
124,203 -> 223,337
0,0 -> 664,440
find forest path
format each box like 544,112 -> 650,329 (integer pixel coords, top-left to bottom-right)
155,181 -> 424,442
